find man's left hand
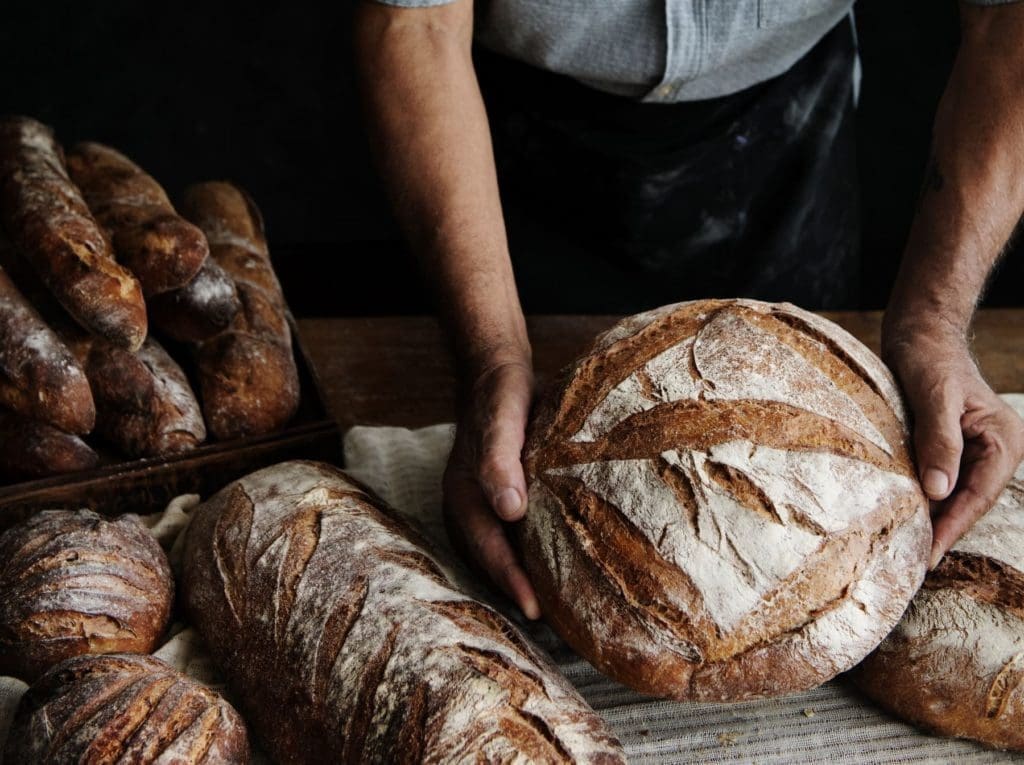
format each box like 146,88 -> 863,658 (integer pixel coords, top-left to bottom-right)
884,327 -> 1024,569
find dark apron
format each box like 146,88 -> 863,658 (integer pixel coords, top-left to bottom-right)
477,17 -> 860,313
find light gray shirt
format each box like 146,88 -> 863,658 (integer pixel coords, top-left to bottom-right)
371,0 -> 1014,103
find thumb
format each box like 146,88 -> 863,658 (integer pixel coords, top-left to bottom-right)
912,386 -> 964,501
473,362 -> 533,522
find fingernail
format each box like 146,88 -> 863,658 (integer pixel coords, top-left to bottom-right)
522,596 -> 541,621
494,488 -> 524,521
928,546 -> 944,571
922,468 -> 949,498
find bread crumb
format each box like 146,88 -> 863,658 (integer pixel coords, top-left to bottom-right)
802,708 -> 816,718
717,732 -> 742,746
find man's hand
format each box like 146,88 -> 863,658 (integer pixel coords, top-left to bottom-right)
443,359 -> 540,620
884,327 -> 1024,569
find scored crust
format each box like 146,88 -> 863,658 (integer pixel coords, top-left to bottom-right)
182,460 -> 625,764
521,299 -> 931,701
853,418 -> 1024,752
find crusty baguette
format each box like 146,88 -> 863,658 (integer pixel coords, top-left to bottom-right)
0,410 -> 98,481
4,654 -> 249,763
0,264 -> 94,433
521,298 -> 930,701
67,141 -> 209,296
180,181 -> 298,440
148,255 -> 241,342
182,460 -> 626,764
61,330 -> 206,458
0,116 -> 147,350
0,510 -> 172,680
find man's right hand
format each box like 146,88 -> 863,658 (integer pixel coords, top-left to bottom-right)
443,358 -> 541,620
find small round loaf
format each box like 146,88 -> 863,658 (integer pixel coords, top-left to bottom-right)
521,298 -> 931,701
0,509 -> 173,681
4,653 -> 249,764
853,405 -> 1024,751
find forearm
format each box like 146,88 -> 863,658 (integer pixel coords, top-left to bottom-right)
353,1 -> 528,378
885,3 -> 1024,348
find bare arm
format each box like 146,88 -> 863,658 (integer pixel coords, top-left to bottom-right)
883,2 -> 1024,566
353,0 -> 539,617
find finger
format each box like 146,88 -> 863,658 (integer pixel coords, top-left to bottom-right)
444,450 -> 540,620
912,385 -> 964,501
475,367 -> 532,522
929,424 -> 1019,568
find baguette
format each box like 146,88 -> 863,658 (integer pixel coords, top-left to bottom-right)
0,410 -> 98,481
0,116 -> 146,350
4,654 -> 249,763
61,331 -> 206,458
0,264 -> 94,433
180,181 -> 298,440
182,460 -> 626,763
67,141 -> 208,296
148,255 -> 241,342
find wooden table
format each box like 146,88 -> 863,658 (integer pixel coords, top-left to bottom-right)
298,309 -> 1024,429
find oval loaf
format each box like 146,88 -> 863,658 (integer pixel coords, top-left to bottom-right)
0,509 -> 173,681
182,460 -> 625,764
4,653 -> 249,764
521,298 -> 931,700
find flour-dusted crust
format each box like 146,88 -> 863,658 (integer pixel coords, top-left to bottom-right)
62,331 -> 206,458
0,510 -> 173,681
0,264 -> 94,433
67,142 -> 209,296
853,430 -> 1024,751
182,460 -> 625,764
0,117 -> 147,351
180,181 -> 299,441
149,256 -> 241,342
3,653 -> 249,763
522,299 -> 931,701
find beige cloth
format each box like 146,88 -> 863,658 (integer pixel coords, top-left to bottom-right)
3,402 -> 1024,763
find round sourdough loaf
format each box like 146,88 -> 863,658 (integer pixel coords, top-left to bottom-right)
4,653 -> 249,763
853,395 -> 1024,751
0,509 -> 173,681
521,298 -> 931,701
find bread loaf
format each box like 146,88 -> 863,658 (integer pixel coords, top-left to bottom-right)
182,460 -> 625,764
0,116 -> 146,351
853,397 -> 1024,751
521,298 -> 931,701
180,181 -> 299,440
67,142 -> 209,296
0,410 -> 98,481
0,264 -> 94,433
62,331 -> 206,458
4,653 -> 249,764
148,256 -> 241,342
0,509 -> 173,681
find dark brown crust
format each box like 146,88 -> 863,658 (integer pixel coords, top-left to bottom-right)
521,299 -> 929,701
0,510 -> 172,681
148,256 -> 241,342
179,181 -> 299,440
60,329 -> 205,458
3,653 -> 249,763
0,410 -> 98,481
0,265 -> 95,433
67,142 -> 209,296
0,117 -> 147,351
181,460 -> 625,764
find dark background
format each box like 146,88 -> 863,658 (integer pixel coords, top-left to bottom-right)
1,1 -> 1019,316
